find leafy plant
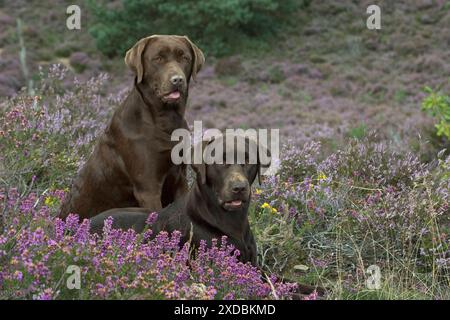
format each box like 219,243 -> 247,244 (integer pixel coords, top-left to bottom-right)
421,86 -> 450,140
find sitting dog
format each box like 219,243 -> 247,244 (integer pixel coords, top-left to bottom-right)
59,35 -> 204,220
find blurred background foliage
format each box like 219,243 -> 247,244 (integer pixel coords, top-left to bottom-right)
87,0 -> 311,57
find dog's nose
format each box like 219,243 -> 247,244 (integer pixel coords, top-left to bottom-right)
170,75 -> 184,86
231,181 -> 247,194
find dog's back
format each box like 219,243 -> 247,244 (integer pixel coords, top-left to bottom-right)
89,198 -> 188,237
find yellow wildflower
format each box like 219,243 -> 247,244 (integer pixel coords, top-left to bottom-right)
261,202 -> 270,209
260,202 -> 279,214
44,196 -> 57,207
255,188 -> 262,195
317,171 -> 327,181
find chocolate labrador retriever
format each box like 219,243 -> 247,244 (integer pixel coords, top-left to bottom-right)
59,35 -> 204,220
89,134 -> 324,297
89,134 -> 261,264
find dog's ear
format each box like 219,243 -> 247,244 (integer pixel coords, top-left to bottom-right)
124,36 -> 157,83
182,36 -> 205,81
190,137 -> 216,185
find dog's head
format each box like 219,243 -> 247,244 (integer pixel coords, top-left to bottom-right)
191,134 -> 269,212
125,35 -> 204,105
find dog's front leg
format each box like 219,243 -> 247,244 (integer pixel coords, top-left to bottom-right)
120,146 -> 164,211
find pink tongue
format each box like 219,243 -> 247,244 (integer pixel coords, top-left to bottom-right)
231,200 -> 242,206
167,91 -> 180,99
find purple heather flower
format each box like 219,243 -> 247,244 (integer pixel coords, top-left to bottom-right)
146,212 -> 158,225
303,290 -> 318,300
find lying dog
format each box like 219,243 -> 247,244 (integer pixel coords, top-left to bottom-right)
89,135 -> 261,264
59,35 -> 204,220
90,135 -> 324,297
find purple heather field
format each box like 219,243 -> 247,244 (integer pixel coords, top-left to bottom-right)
0,0 -> 449,300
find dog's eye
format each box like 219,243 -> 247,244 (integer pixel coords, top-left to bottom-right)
153,56 -> 163,63
182,54 -> 190,62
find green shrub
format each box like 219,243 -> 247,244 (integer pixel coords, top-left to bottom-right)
421,86 -> 450,140
87,0 -> 305,57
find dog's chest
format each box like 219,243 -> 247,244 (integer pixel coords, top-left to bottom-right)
157,109 -> 186,133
